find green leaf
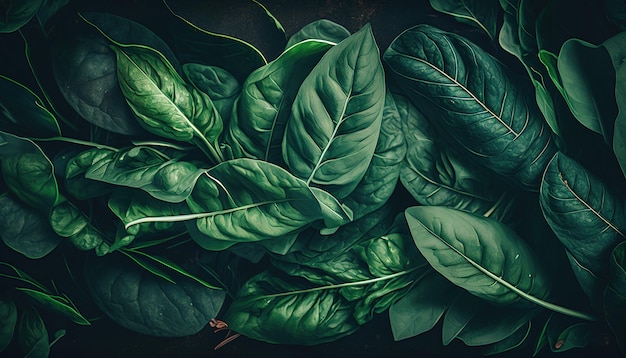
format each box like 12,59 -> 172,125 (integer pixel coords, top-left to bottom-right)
49,200 -> 109,255
110,43 -> 224,163
341,92 -> 407,220
430,0 -> 500,40
405,206 -> 551,308
0,0 -> 44,33
225,39 -> 333,163
283,24 -> 385,199
0,193 -> 62,259
223,269 -> 360,345
35,0 -> 69,32
18,306 -> 49,358
604,241 -> 626,355
17,288 -> 90,326
182,63 -> 240,124
0,75 -> 61,137
161,0 -> 266,83
556,32 -> 626,142
123,158 -> 327,250
384,24 -> 558,190
52,11 -> 179,135
549,322 -> 593,352
0,131 -> 59,209
397,92 -> 515,221
285,19 -> 350,49
484,321 -> 532,356
607,0 -> 626,30
0,295 -> 17,352
84,253 -> 226,337
540,152 -> 626,303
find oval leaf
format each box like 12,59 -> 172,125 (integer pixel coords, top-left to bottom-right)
0,296 -> 17,352
282,24 -> 385,199
18,306 -> 49,358
384,24 -> 557,189
0,0 -> 43,33
405,205 -> 551,308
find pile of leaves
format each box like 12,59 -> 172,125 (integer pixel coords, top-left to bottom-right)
0,0 -> 625,356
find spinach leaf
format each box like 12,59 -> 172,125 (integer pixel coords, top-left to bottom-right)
604,241 -> 626,355
283,24 -> 385,199
223,269 -> 361,345
0,0 -> 43,33
405,206 -> 551,308
384,24 -> 558,190
429,0 -> 500,40
161,0 -> 267,83
0,131 -> 59,210
0,75 -> 61,137
17,288 -> 90,326
0,295 -> 17,352
51,11 -> 178,135
341,92 -> 407,220
182,63 -> 240,124
84,253 -> 225,337
540,152 -> 626,303
0,193 -> 61,259
61,149 -> 115,200
18,306 -> 49,358
110,43 -> 224,163
285,19 -> 350,49
129,158 -> 335,251
49,200 -> 109,255
483,321 -> 532,355
225,39 -> 333,163
397,91 -> 515,222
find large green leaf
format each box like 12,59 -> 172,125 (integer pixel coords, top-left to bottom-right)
0,295 -> 17,352
52,12 -> 179,135
604,241 -> 626,355
384,24 -> 558,190
398,91 -> 515,221
0,75 -> 60,137
0,193 -> 61,259
110,43 -> 224,163
540,152 -> 626,302
283,24 -> 385,199
341,92 -> 407,221
225,39 -> 333,163
285,19 -> 350,49
0,131 -> 59,210
430,0 -> 500,40
84,253 -> 225,337
405,206 -> 551,308
182,63 -> 240,124
0,0 -> 43,33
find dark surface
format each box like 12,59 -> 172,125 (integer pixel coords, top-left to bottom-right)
1,1 -> 623,357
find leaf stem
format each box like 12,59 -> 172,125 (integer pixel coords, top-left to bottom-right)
32,136 -> 118,151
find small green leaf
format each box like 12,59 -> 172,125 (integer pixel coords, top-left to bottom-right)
18,306 -> 49,358
0,295 -> 17,352
17,288 -> 90,326
49,200 -> 109,254
430,0 -> 500,40
0,0 -> 44,33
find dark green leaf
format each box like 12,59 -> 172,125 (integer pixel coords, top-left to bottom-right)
540,152 -> 626,303
0,131 -> 59,209
285,19 -> 350,49
283,24 -> 385,199
225,39 -> 333,163
607,0 -> 626,30
18,306 -> 49,358
430,0 -> 500,40
182,63 -> 240,124
17,288 -> 90,326
0,75 -> 61,137
110,43 -> 224,163
405,206 -> 551,308
604,241 -> 626,355
0,0 -> 44,33
615,57 -> 626,179
549,322 -> 593,352
384,24 -> 558,190
0,295 -> 17,352
341,92 -> 407,220
0,193 -> 62,259
84,253 -> 226,337
62,149 -> 115,200
398,91 -> 515,221
484,321 -> 532,356
36,0 -> 69,32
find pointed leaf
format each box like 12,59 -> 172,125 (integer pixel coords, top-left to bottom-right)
17,288 -> 90,326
